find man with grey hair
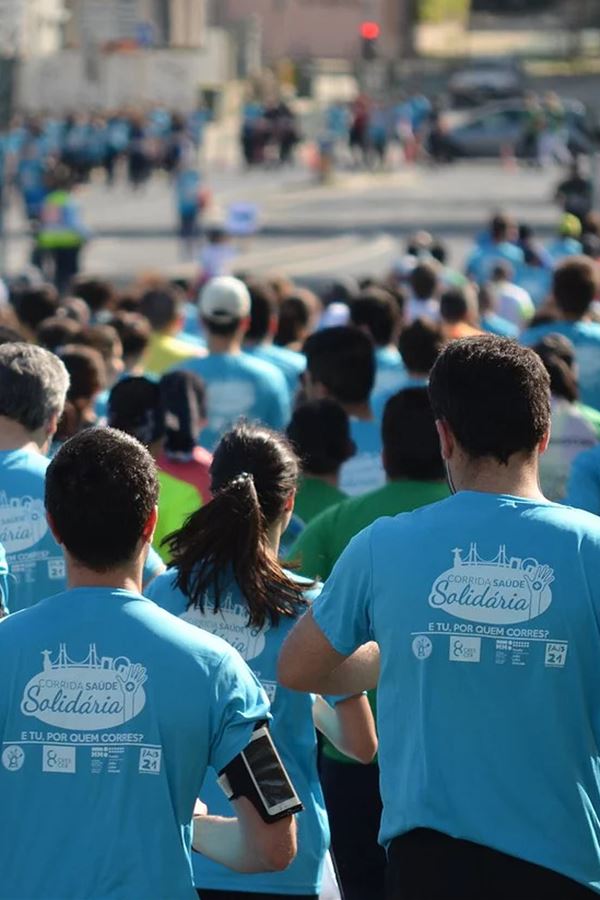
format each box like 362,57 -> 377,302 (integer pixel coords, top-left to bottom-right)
0,343 -> 69,612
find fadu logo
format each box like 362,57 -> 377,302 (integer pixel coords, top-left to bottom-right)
20,644 -> 147,730
428,544 -> 554,625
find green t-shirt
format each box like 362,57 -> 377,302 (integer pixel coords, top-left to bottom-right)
291,479 -> 450,583
154,469 -> 202,563
281,477 -> 346,558
291,478 -> 451,764
577,402 -> 600,440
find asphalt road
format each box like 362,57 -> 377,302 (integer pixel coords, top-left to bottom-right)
3,158 -> 568,291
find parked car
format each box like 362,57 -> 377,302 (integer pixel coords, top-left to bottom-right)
448,57 -> 525,107
428,98 -> 597,160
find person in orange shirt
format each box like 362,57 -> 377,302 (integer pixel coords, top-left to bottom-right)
440,285 -> 483,341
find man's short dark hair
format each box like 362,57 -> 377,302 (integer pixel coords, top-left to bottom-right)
109,312 -> 151,362
37,316 -> 83,353
382,388 -> 444,481
429,336 -> 551,465
71,277 -> 115,314
350,289 -> 400,347
80,324 -> 122,363
440,288 -> 470,325
245,280 -> 278,342
303,326 -> 375,405
60,345 -> 106,402
0,342 -> 69,431
409,263 -> 439,301
399,318 -> 445,374
13,285 -> 59,331
45,428 -> 159,571
491,213 -> 511,242
140,287 -> 182,332
553,256 -> 599,319
286,399 -> 355,476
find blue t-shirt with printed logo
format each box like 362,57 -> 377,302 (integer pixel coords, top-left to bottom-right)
0,448 -> 67,612
340,418 -> 384,497
0,448 -> 164,612
312,490 -> 600,891
178,353 -> 291,450
521,320 -> 600,411
0,587 -> 268,900
147,570 -> 329,896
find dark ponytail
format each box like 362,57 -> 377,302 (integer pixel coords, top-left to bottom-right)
534,336 -> 579,404
163,423 -> 308,629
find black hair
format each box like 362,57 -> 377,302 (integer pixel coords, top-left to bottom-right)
109,312 -> 151,362
160,370 -> 207,454
13,285 -> 59,331
350,289 -> 400,347
140,286 -> 182,331
553,256 -> 598,318
440,287 -> 471,324
45,427 -> 159,572
108,376 -> 165,446
399,318 -> 445,374
303,326 -> 375,404
274,294 -> 312,347
37,316 -> 82,353
409,262 -> 439,301
491,213 -> 511,241
60,345 -> 106,402
382,387 -> 445,481
245,280 -> 278,342
164,422 -> 307,629
533,334 -> 579,403
286,399 -> 355,476
430,241 -> 447,265
429,336 -> 551,465
71,277 -> 115,314
201,317 -> 241,337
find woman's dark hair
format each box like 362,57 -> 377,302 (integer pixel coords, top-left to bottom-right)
55,345 -> 106,443
164,422 -> 307,629
160,370 -> 207,454
533,334 -> 579,403
286,399 -> 355,476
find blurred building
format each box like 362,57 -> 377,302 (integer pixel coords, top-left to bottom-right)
64,0 -> 206,49
0,0 -> 67,57
207,0 -> 404,62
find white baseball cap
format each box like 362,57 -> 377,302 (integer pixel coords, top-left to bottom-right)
199,276 -> 251,324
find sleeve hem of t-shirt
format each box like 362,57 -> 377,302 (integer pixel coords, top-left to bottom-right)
311,604 -> 359,657
209,652 -> 271,775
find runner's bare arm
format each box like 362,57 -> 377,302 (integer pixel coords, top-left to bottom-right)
312,694 -> 377,763
277,610 -> 380,694
192,796 -> 297,873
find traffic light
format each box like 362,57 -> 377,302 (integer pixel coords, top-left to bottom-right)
360,21 -> 380,61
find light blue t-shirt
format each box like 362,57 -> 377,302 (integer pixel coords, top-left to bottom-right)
565,444 -> 600,514
312,490 -> 600,891
339,418 -> 385,497
521,320 -> 600,411
0,449 -> 66,613
372,347 -> 407,409
147,571 -> 329,895
481,313 -> 519,339
466,242 -> 525,285
178,352 -> 291,449
546,237 -> 583,264
245,343 -> 306,399
0,446 -> 164,613
0,587 -> 268,900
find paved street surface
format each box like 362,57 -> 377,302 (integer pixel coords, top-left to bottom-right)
4,160 -> 566,289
